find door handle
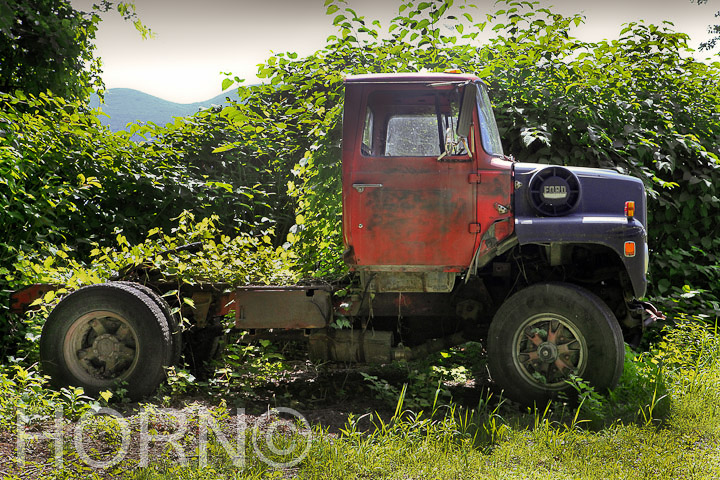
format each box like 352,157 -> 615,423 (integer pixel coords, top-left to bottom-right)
352,183 -> 383,193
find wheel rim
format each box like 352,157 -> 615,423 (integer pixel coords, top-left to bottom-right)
511,313 -> 587,389
63,310 -> 140,386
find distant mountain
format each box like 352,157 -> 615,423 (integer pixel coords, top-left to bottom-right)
89,88 -> 241,134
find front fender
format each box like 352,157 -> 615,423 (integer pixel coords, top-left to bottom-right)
515,215 -> 648,298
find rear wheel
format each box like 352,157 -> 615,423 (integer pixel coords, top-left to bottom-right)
39,283 -> 173,399
487,282 -> 624,404
113,281 -> 182,365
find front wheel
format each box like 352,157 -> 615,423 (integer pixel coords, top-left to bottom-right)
487,282 -> 624,404
39,283 -> 173,399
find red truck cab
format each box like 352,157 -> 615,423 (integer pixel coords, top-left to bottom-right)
342,73 -> 514,291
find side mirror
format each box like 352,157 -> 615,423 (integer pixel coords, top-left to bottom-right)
456,83 -> 476,139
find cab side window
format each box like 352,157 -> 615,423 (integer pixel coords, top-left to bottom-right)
361,89 -> 463,157
386,112 -> 441,156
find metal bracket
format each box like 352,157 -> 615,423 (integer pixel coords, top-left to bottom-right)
628,300 -> 666,328
494,202 -> 509,214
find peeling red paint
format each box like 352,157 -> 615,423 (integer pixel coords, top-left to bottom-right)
342,74 -> 514,272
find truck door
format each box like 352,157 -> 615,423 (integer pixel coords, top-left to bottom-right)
343,85 -> 478,270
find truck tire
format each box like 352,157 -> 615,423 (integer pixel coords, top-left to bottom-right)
487,282 -> 624,404
39,283 -> 173,399
112,281 -> 182,365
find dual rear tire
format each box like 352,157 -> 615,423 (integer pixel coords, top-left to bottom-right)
39,282 -> 178,399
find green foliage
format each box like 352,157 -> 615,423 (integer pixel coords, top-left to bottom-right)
611,346 -> 669,424
0,0 -> 150,101
13,211 -> 296,292
205,339 -> 289,397
163,366 -> 197,396
553,317 -> 720,431
357,342 -> 484,411
556,345 -> 670,429
157,336 -> 291,404
4,0 -> 719,305
0,90 -> 292,328
0,92 -> 187,265
149,99 -> 295,238
0,0 -> 102,100
5,211 -> 295,362
0,362 -> 102,430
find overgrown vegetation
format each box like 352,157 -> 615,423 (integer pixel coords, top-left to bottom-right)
2,0 -> 720,477
3,0 -> 720,312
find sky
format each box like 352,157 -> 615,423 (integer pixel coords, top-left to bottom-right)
69,0 -> 719,103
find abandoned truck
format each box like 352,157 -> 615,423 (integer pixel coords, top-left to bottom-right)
10,72 -> 661,403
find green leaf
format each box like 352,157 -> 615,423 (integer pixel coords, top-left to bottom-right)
212,143 -> 237,153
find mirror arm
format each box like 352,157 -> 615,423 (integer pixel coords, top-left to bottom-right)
468,121 -> 475,155
435,93 -> 445,155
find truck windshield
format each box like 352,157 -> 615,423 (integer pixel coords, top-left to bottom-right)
476,84 -> 504,156
361,89 -> 466,157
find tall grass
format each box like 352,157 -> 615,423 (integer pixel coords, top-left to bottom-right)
123,317 -> 720,479
5,317 -> 720,479
297,317 -> 720,479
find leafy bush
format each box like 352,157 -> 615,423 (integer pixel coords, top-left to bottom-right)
191,0 -> 720,308
5,212 -> 296,361
2,0 -> 720,388
0,362 -> 103,430
0,0 -> 102,100
4,0 -> 720,305
0,91 -> 293,326
12,211 -> 296,293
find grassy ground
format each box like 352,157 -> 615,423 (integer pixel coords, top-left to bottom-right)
2,317 -> 720,479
